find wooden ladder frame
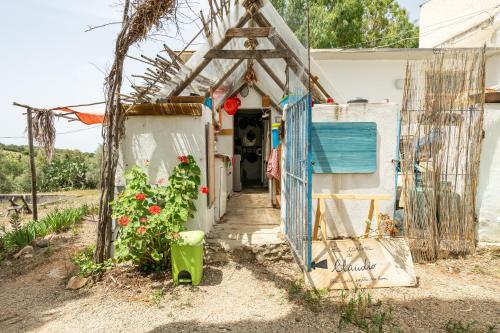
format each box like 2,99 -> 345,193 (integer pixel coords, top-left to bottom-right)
312,193 -> 392,240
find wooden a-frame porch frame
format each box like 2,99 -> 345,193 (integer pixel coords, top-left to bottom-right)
168,1 -> 331,102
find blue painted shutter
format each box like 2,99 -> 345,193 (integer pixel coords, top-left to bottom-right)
311,122 -> 377,173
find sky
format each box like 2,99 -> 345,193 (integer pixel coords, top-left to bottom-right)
0,0 -> 421,153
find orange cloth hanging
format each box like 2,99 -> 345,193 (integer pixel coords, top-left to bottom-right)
52,107 -> 104,125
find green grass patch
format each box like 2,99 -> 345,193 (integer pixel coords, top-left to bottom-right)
2,204 -> 92,251
445,320 -> 496,333
150,289 -> 165,308
286,280 -> 327,312
338,289 -> 402,333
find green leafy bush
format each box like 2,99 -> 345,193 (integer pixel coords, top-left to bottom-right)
39,154 -> 89,191
0,144 -> 101,193
112,155 -> 202,271
71,245 -> 113,277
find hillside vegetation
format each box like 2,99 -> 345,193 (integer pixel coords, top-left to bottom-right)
0,143 -> 101,193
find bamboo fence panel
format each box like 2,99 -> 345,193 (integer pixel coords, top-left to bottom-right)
400,48 -> 486,262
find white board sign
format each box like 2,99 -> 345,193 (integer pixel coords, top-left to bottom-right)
305,238 -> 417,289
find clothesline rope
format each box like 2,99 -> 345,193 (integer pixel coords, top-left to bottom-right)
0,125 -> 101,139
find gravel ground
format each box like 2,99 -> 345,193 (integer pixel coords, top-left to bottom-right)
0,218 -> 499,333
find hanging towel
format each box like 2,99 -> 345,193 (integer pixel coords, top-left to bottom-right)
266,145 -> 281,180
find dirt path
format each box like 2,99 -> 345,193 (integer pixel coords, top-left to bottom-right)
1,218 -> 499,333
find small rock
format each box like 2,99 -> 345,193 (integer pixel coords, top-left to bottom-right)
44,234 -> 55,241
51,234 -> 70,242
116,262 -> 132,268
151,281 -> 164,289
14,245 -> 34,259
256,254 -> 265,264
23,254 -> 34,259
35,238 -> 50,248
66,276 -> 88,289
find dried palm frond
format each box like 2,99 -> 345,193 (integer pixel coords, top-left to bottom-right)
30,109 -> 56,161
128,0 -> 178,45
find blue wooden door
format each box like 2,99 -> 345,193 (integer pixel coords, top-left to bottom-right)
283,95 -> 312,271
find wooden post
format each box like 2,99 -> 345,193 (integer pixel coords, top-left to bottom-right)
26,108 -> 38,220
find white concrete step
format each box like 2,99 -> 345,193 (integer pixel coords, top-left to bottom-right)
207,237 -> 284,249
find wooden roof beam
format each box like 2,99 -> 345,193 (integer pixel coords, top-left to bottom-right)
256,58 -> 286,92
214,82 -> 247,110
205,49 -> 289,59
169,11 -> 252,97
252,12 -> 331,101
252,84 -> 283,113
206,59 -> 245,97
225,27 -> 275,38
213,80 -> 282,113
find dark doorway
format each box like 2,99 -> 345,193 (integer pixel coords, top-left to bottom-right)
233,109 -> 268,190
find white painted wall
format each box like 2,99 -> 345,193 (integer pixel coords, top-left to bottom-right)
214,157 -> 228,221
312,51 -> 500,105
477,104 -> 500,242
419,0 -> 500,47
312,50 -> 500,241
311,103 -> 399,237
116,106 -> 215,234
313,58 -> 407,104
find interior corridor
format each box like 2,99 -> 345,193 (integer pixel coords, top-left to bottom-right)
207,189 -> 283,249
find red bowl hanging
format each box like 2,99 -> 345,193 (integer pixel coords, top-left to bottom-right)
224,97 -> 241,116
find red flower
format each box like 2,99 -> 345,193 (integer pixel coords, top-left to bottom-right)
117,216 -> 130,226
200,186 -> 209,194
135,193 -> 146,200
157,177 -> 167,185
139,217 -> 148,224
136,226 -> 147,235
149,205 -> 162,215
177,155 -> 189,164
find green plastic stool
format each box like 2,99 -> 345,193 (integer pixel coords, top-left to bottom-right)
171,230 -> 205,285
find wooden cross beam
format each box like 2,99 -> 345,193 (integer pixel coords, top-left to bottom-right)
168,11 -> 251,97
206,59 -> 245,97
205,49 -> 289,59
214,82 -> 247,110
252,84 -> 283,113
256,58 -> 286,91
225,27 -> 275,38
252,12 -> 331,101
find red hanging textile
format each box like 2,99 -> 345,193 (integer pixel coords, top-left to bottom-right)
52,107 -> 104,125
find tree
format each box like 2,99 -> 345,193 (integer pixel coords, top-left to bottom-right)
271,0 -> 419,48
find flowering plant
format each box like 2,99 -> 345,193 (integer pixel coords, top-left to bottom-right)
112,155 -> 202,270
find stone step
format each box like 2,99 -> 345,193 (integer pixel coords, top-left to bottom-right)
207,237 -> 284,249
208,230 -> 283,240
211,224 -> 280,232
